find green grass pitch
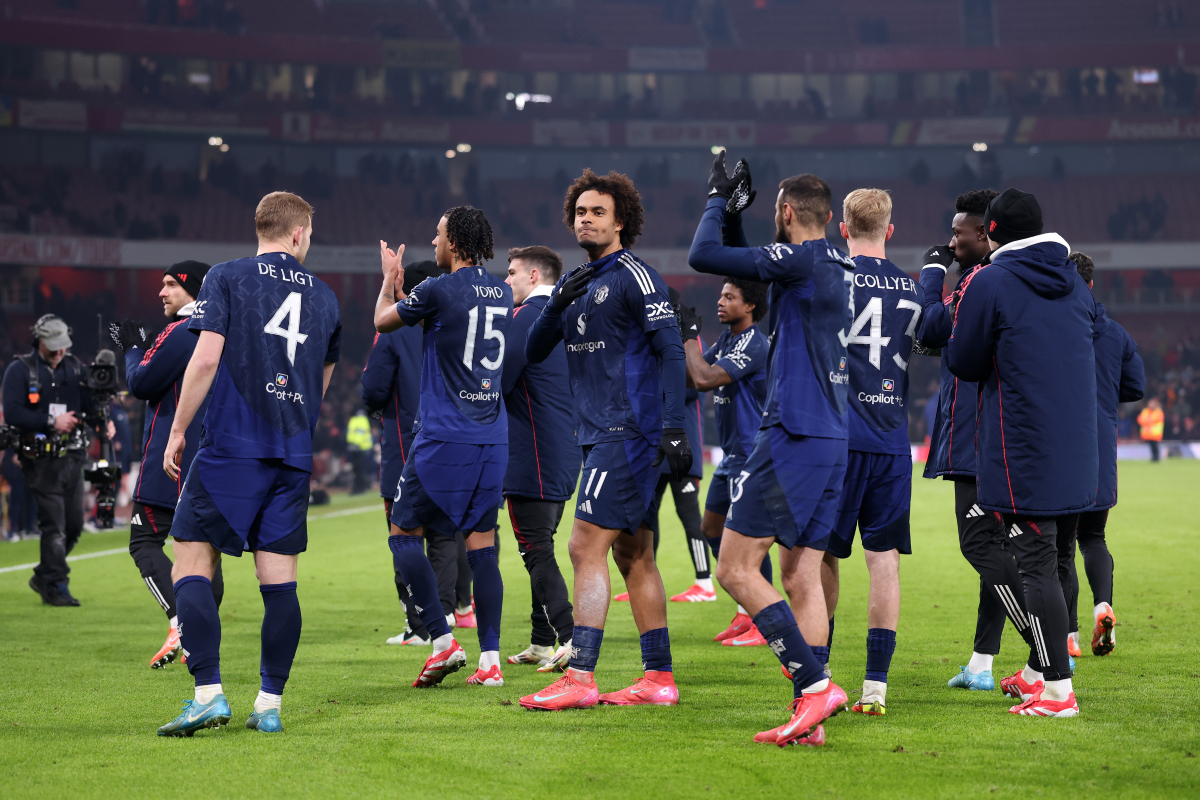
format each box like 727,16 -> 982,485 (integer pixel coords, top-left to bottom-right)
1,461 -> 1198,799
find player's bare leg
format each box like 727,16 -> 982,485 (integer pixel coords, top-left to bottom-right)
389,523 -> 467,686
706,509 -> 754,641
521,519 -> 621,709
779,545 -> 831,652
463,528 -> 505,686
159,540 -> 230,736
819,553 -> 839,671
598,524 -> 677,705
716,528 -> 846,745
846,548 -> 901,715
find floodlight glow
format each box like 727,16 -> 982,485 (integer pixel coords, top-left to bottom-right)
208,136 -> 223,146
445,150 -> 456,158
456,143 -> 472,153
972,142 -> 988,152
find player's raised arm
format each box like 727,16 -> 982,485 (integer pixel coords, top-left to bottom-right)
525,265 -> 591,363
687,153 -> 761,280
374,241 -> 407,332
164,330 -> 225,480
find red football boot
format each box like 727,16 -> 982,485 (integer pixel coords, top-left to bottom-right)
1009,692 -> 1079,717
754,701 -> 825,747
150,627 -> 181,669
413,640 -> 467,687
722,625 -> 767,646
597,671 -> 679,706
670,584 -> 717,602
714,612 -> 753,642
1091,603 -> 1116,656
520,670 -> 600,711
774,682 -> 848,747
614,591 -> 630,602
1000,668 -> 1044,702
465,664 -> 503,686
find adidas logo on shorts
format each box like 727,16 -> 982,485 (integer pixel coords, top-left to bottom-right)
965,505 -> 985,519
1008,524 -> 1023,538
579,499 -> 593,514
130,513 -> 142,526
681,482 -> 696,493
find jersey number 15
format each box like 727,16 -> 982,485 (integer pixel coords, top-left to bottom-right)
463,306 -> 506,371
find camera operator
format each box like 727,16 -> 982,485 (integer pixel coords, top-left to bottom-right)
110,260 -> 224,669
2,314 -> 113,607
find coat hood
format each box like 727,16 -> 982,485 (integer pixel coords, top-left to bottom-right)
990,233 -> 1076,299
1093,301 -> 1111,341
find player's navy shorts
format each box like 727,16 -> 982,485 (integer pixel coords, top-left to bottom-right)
705,469 -> 739,517
827,450 -> 912,559
390,435 -> 505,537
574,437 -> 661,535
171,448 -> 309,556
724,426 -> 847,550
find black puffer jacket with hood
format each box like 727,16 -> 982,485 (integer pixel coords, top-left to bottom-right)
945,233 -> 1098,516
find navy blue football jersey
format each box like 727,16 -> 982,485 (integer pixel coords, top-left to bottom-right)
189,251 -> 342,472
552,249 -> 678,446
845,255 -> 922,455
754,241 -> 855,439
395,266 -> 512,445
703,324 -> 768,476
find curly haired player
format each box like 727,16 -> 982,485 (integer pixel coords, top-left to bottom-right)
520,169 -> 688,710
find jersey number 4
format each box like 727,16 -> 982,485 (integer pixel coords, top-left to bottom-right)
846,297 -> 921,370
264,292 -> 309,365
463,306 -> 506,370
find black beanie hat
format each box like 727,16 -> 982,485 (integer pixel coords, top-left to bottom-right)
983,188 -> 1043,246
403,260 -> 441,295
165,260 -> 211,300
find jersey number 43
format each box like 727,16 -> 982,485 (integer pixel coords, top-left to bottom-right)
845,296 -> 921,370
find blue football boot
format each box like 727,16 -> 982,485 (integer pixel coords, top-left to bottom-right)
1069,655 -> 1076,672
246,709 -> 283,733
947,666 -> 995,691
157,695 -> 232,736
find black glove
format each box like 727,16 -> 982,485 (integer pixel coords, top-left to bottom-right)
726,157 -> 756,215
675,303 -> 701,342
707,150 -> 736,200
550,265 -> 594,313
108,320 -> 150,352
652,427 -> 692,482
922,245 -> 956,270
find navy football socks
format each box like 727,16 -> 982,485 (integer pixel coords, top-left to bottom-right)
174,575 -> 221,687
259,582 -> 301,695
569,625 -> 604,672
754,600 -> 823,697
640,628 -> 672,672
466,546 -> 503,652
812,645 -> 830,668
865,628 -> 897,683
389,535 -> 451,640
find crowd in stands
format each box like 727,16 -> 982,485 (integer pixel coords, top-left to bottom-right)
5,158 -> 1200,252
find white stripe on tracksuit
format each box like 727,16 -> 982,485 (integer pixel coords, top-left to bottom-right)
690,539 -> 709,575
994,584 -> 1029,631
145,576 -> 170,612
1030,614 -> 1050,670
